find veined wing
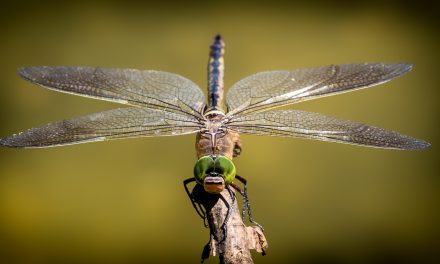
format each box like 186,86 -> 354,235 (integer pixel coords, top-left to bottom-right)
0,107 -> 203,148
18,67 -> 206,118
226,64 -> 412,116
226,110 -> 430,150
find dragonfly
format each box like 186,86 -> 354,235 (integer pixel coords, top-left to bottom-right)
0,35 -> 430,228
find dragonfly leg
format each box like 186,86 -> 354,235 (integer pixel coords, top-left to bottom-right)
233,175 -> 264,231
183,178 -> 208,227
230,183 -> 247,220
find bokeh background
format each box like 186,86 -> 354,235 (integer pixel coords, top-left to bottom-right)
0,1 -> 438,263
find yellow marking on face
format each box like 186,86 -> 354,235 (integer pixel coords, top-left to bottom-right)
203,182 -> 225,193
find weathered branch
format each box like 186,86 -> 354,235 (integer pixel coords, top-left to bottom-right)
192,185 -> 268,264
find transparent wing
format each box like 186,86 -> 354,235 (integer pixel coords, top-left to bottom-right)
226,110 -> 430,150
0,107 -> 203,148
226,63 -> 412,116
18,66 -> 206,118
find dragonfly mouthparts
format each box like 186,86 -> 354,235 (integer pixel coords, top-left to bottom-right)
203,175 -> 225,193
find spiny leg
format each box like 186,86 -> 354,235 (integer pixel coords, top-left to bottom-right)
233,175 -> 250,220
230,183 -> 247,219
183,178 -> 208,227
234,175 -> 264,231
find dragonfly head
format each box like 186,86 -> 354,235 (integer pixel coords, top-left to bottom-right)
194,155 -> 236,193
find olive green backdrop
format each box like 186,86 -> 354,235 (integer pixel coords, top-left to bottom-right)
0,1 -> 438,263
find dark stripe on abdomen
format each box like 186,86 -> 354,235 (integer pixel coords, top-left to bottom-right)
208,34 -> 225,110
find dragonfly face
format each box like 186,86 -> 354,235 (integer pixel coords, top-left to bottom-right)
194,155 -> 236,193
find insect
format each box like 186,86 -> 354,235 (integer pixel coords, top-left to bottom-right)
0,35 -> 430,228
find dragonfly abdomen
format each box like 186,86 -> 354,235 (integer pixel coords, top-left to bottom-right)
207,34 -> 225,111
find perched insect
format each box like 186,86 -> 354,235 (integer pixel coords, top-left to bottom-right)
0,35 -> 430,227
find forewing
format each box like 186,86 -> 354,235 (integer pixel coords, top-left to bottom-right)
0,107 -> 203,148
18,66 -> 206,117
226,110 -> 430,150
226,64 -> 412,116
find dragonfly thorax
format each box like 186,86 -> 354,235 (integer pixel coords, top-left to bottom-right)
196,110 -> 241,160
201,110 -> 228,149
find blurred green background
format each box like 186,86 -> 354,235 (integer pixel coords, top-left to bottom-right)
0,1 -> 438,263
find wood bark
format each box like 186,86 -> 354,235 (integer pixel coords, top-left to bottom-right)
192,185 -> 268,264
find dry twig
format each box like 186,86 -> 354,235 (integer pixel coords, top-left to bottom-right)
192,185 -> 268,264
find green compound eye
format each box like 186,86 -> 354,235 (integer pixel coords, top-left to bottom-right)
193,155 -> 236,186
214,156 -> 236,185
194,156 -> 215,185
